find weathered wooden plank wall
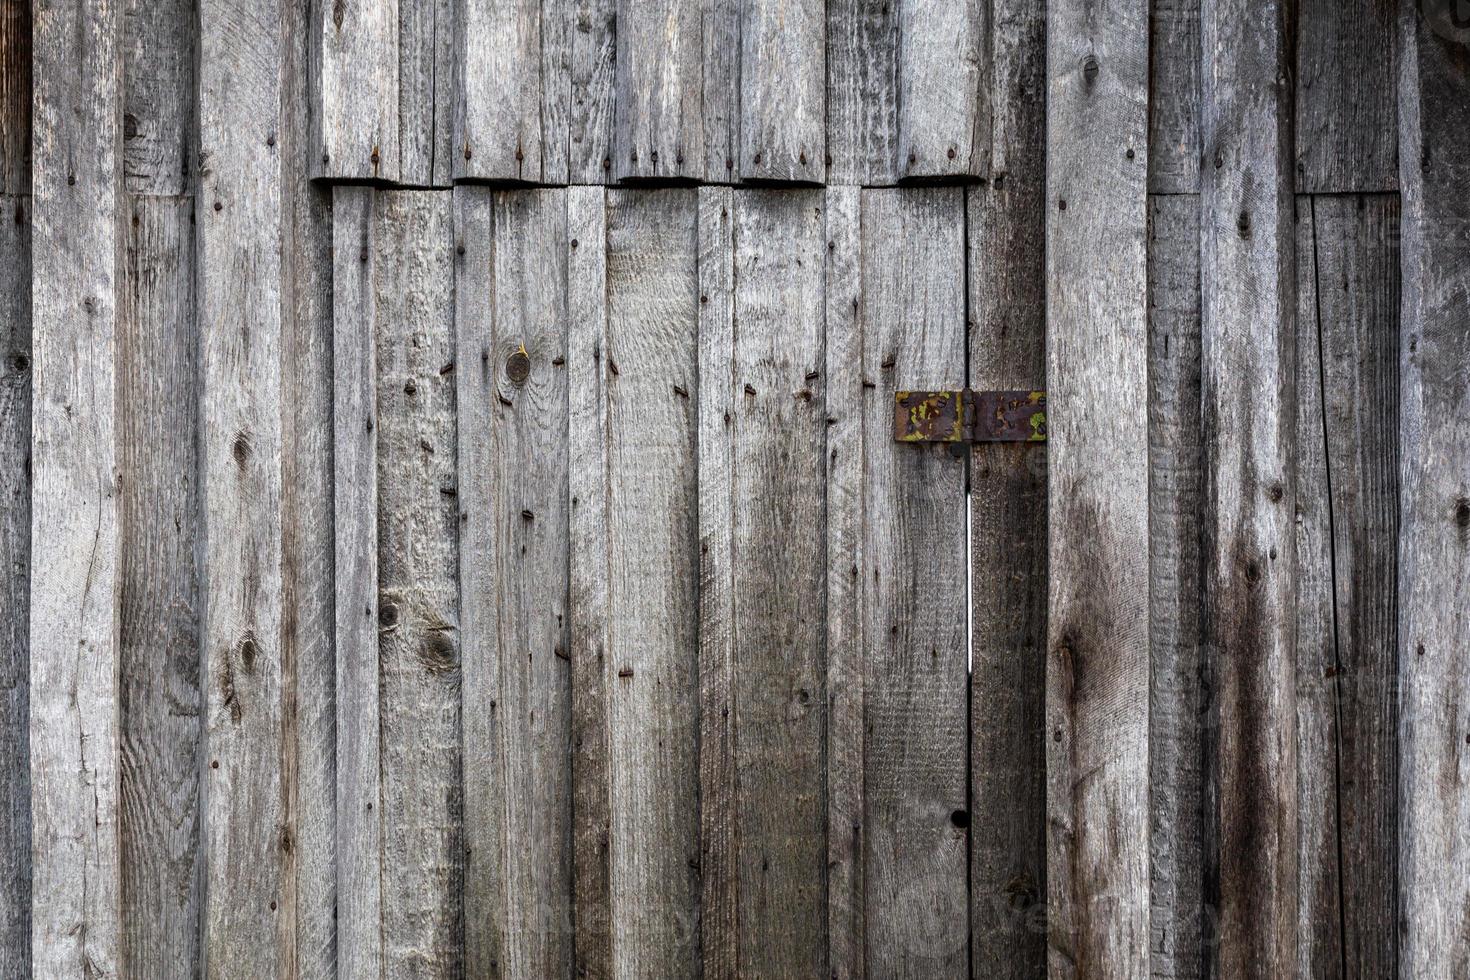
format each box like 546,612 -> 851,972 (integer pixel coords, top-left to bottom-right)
1,2 -> 1467,979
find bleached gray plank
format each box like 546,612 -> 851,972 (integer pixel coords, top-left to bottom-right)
613,3 -> 703,180
702,0 -> 740,182
1200,0 -> 1298,975
455,0 -> 550,182
399,0 -> 454,186
124,0 -> 194,194
1045,0 -> 1151,974
457,186 -> 574,978
199,0 -> 290,970
119,196 -> 201,980
1147,193 -> 1205,980
569,0 -> 616,183
859,188 -> 969,978
0,194 -> 29,979
897,0 -> 988,179
1295,0 -> 1398,193
826,0 -> 899,184
29,0 -> 123,975
1397,9 -> 1470,974
739,0 -> 825,182
0,1 -> 27,195
988,0 -> 1045,179
1149,0 -> 1201,193
313,0 -> 399,180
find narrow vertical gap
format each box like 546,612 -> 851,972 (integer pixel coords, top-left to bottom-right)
960,184 -> 975,980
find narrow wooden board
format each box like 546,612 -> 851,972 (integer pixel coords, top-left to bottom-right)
613,2 -> 704,180
313,0 -> 399,180
897,0 -> 989,180
1147,193 -> 1206,980
858,187 -> 970,978
29,1 -> 123,975
569,0 -> 617,183
199,0 -> 290,970
1046,0 -> 1152,974
1295,0 -> 1398,193
0,193 -> 29,979
399,0 -> 454,186
739,0 -> 825,182
123,0 -> 194,194
455,0 -> 550,182
0,0 -> 28,195
118,196 -> 202,979
826,0 -> 899,184
1397,13 -> 1470,976
1150,0 -> 1201,193
1199,0 -> 1299,974
457,186 -> 574,978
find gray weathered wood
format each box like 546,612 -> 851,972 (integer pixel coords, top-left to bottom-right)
1200,0 -> 1299,974
457,186 -> 574,978
1295,0 -> 1398,193
1147,193 -> 1206,980
1396,10 -> 1470,974
699,187 -> 828,979
118,196 -> 201,980
0,0 -> 27,196
124,0 -> 195,194
1045,0 -> 1152,974
455,0 -> 551,182
613,3 -> 704,180
858,188 -> 969,977
29,0 -> 123,974
399,0 -> 455,186
0,193 -> 29,979
199,0 -> 291,969
1149,0 -> 1201,193
826,0 -> 898,184
701,0 -> 740,182
332,186 -> 384,980
739,0 -> 825,182
313,0 -> 399,180
569,0 -> 616,183
897,0 -> 988,179
967,0 -> 1047,960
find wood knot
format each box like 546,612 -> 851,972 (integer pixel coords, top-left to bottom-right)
506,349 -> 531,384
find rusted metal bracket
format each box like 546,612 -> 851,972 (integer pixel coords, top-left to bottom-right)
893,389 -> 1047,443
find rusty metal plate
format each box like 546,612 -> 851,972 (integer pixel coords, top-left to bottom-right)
893,389 -> 1047,443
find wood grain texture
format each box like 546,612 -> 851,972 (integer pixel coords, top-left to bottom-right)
457,186 -> 574,979
1200,0 -> 1299,975
569,0 -> 616,183
739,0 -> 825,182
118,196 -> 201,980
332,186 -> 384,980
1295,0 -> 1398,193
313,0 -> 399,180
1396,10 -> 1470,976
613,2 -> 704,180
701,0 -> 740,183
859,188 -> 969,978
0,0 -> 27,195
826,0 -> 898,184
373,191 -> 462,978
699,188 -> 828,980
1150,0 -> 1201,193
400,0 -> 454,186
897,0 -> 989,179
0,193 -> 28,979
124,0 -> 194,194
967,0 -> 1047,959
1147,194 -> 1206,980
199,0 -> 290,970
1045,0 -> 1152,975
455,0 -> 551,182
29,0 -> 123,974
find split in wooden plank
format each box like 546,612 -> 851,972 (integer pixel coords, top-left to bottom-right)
313,0 -> 400,180
29,1 -> 123,975
1295,0 -> 1398,193
1045,0 -> 1152,974
399,0 -> 455,186
897,0 -> 989,179
1149,0 -> 1201,193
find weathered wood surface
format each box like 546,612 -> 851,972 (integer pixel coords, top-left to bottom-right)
740,0 -> 825,182
124,0 -> 194,194
1200,0 -> 1299,975
826,0 -> 899,185
1397,9 -> 1470,977
30,2 -> 123,977
612,1 -> 704,182
1150,0 -> 1201,193
1295,0 -> 1398,193
1045,0 -> 1152,975
0,0 -> 28,195
455,0 -> 550,183
898,0 -> 988,180
313,0 -> 398,181
400,0 -> 454,186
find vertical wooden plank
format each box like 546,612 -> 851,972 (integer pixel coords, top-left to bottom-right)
373,191 -> 462,977
1045,0 -> 1151,974
569,0 -> 616,183
458,186 -> 574,979
968,0 -> 1047,968
313,0 -> 399,180
118,196 -> 201,980
0,191 -> 28,980
897,0 -> 989,180
456,0 -> 549,182
123,0 -> 194,194
331,186 -> 383,980
826,0 -> 898,185
613,3 -> 704,181
860,188 -> 969,978
198,0 -> 290,969
30,0 -> 122,974
739,0 -> 825,182
1150,0 -> 1201,193
0,0 -> 28,195
567,184 -> 612,979
399,0 -> 454,186
1147,194 -> 1206,980
1295,0 -> 1398,193
702,0 -> 740,183
1200,0 -> 1299,974
1398,8 -> 1470,977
